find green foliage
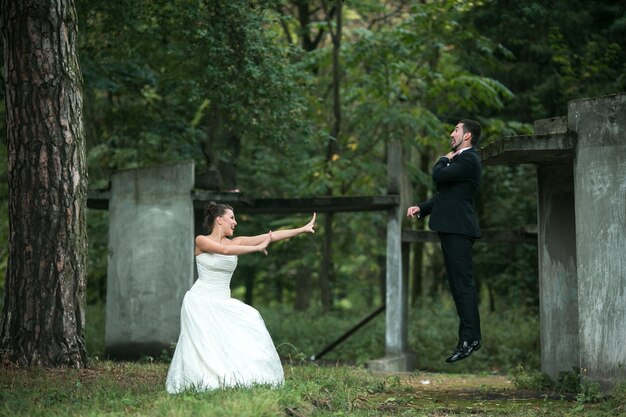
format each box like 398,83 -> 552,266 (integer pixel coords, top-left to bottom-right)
192,1 -> 313,145
604,381 -> 626,415
264,304 -> 385,364
324,0 -> 515,184
466,0 -> 626,121
576,378 -> 604,404
556,368 -> 583,395
77,0 -> 311,188
509,365 -> 553,390
473,121 -> 538,310
407,298 -> 541,373
510,365 -> 626,413
86,211 -> 109,305
84,302 -> 106,358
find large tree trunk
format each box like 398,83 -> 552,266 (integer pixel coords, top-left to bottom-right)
1,0 -> 88,368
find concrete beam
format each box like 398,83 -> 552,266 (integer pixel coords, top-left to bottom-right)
533,116 -> 567,135
89,191 -> 399,214
480,133 -> 575,165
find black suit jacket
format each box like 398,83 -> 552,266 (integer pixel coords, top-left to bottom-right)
417,147 -> 482,238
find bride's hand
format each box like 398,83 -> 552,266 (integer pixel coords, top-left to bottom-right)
302,213 -> 316,234
260,231 -> 272,255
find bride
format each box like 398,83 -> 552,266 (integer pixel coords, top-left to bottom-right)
166,202 -> 316,393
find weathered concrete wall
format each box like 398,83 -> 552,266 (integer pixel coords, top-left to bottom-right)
536,163 -> 579,380
105,161 -> 195,359
570,93 -> 626,388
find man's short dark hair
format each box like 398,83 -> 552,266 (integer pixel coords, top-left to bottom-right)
459,119 -> 481,146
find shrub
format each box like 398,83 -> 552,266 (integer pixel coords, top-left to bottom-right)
509,365 -> 553,390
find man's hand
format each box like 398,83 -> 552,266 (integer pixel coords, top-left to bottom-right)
407,206 -> 420,218
445,150 -> 460,160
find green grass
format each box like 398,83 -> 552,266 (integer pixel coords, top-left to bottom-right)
2,360 -> 624,416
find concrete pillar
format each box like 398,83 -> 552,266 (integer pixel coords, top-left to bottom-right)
105,161 -> 195,359
533,118 -> 580,380
367,140 -> 415,371
384,203 -> 408,349
570,93 -> 626,389
536,162 -> 579,380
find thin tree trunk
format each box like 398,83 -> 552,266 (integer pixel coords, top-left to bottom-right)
282,0 -> 321,310
1,0 -> 88,367
288,0 -> 338,311
319,213 -> 334,310
294,267 -> 311,311
319,0 -> 343,311
327,0 -> 342,160
410,151 -> 431,305
377,254 -> 386,306
317,1 -> 343,311
241,264 -> 255,306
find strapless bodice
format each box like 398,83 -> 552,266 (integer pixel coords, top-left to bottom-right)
191,253 -> 238,299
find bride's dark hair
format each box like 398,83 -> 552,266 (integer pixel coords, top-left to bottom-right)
203,202 -> 234,233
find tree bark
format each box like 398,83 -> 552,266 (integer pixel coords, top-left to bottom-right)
1,0 -> 88,367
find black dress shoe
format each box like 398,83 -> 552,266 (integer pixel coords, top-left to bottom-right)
445,340 -> 481,363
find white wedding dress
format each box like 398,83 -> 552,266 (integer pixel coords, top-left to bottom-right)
165,253 -> 284,393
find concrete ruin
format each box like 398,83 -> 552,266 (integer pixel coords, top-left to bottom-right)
104,162 -> 195,359
480,93 -> 626,388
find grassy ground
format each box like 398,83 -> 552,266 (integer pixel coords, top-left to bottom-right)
1,360 -> 624,417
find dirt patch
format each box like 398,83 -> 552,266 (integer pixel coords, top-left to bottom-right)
375,371 -> 577,402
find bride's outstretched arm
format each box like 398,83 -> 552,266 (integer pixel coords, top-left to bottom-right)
270,212 -> 316,242
231,213 -> 316,246
196,233 -> 271,256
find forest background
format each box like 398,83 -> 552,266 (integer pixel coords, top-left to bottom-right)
1,0 -> 624,374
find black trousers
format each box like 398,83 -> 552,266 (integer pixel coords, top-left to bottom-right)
439,232 -> 481,342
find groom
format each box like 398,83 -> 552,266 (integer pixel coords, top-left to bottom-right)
407,119 -> 482,363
